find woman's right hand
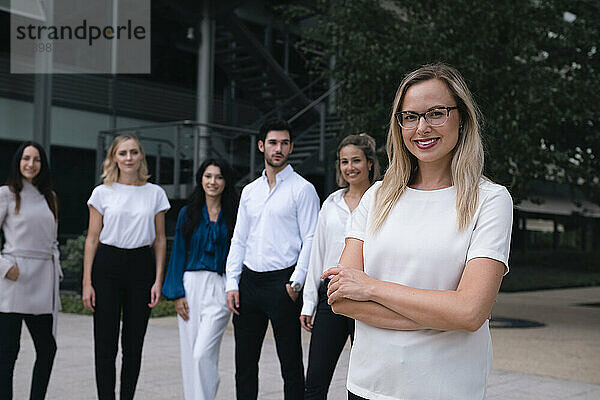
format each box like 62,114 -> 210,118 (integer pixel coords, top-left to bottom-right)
300,315 -> 313,332
5,264 -> 19,281
82,283 -> 96,312
175,297 -> 190,321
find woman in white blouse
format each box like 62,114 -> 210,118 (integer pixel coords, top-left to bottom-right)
300,134 -> 380,399
0,141 -> 61,400
82,134 -> 170,400
324,64 -> 513,400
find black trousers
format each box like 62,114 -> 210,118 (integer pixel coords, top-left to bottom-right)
305,279 -> 354,399
92,244 -> 155,400
347,391 -> 367,400
0,312 -> 56,400
233,265 -> 304,400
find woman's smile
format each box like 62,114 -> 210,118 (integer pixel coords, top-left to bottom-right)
414,137 -> 440,149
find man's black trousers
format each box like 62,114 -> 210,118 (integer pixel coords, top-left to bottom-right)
233,265 -> 304,400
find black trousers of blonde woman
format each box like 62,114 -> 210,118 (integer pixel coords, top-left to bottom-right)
92,244 -> 155,400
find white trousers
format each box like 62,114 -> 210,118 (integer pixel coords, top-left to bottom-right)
179,270 -> 230,400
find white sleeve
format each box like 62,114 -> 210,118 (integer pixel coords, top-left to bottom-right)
225,186 -> 250,292
154,186 -> 171,214
87,185 -> 105,215
289,183 -> 320,286
346,183 -> 378,241
467,186 -> 514,274
301,204 -> 328,317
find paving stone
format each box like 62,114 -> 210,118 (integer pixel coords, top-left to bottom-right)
13,286 -> 600,399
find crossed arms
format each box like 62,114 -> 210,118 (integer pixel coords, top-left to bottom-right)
324,238 -> 505,332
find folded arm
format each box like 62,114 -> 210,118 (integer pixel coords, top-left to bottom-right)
330,297 -> 423,330
364,257 -> 504,332
326,238 -> 423,331
326,243 -> 505,332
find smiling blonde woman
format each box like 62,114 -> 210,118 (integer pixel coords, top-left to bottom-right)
323,64 -> 513,400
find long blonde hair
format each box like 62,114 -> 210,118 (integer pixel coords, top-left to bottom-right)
101,134 -> 150,185
371,63 -> 484,232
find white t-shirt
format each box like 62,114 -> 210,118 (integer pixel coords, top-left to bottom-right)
346,179 -> 513,400
87,182 -> 170,249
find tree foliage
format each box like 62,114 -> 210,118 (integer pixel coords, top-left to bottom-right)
282,0 -> 600,201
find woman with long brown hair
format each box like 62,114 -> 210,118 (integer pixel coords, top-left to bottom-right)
0,141 -> 61,400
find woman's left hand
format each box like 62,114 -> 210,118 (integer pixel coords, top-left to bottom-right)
148,281 -> 162,308
322,265 -> 376,304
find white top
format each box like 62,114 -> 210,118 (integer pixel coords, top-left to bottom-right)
301,188 -> 354,317
346,179 -> 513,400
87,182 -> 170,249
0,181 -> 62,334
225,164 -> 320,292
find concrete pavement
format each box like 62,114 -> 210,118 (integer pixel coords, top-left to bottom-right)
491,287 -> 600,384
13,286 -> 600,399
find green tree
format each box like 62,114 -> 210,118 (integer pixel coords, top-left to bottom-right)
283,0 -> 600,202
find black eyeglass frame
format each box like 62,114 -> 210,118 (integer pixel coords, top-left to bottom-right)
395,106 -> 458,129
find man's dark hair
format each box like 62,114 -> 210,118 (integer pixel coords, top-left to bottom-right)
258,119 -> 293,143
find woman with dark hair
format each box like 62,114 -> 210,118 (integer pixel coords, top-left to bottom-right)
0,141 -> 61,400
162,158 -> 238,400
300,134 -> 380,399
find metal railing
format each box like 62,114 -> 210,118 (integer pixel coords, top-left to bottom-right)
96,81 -> 345,196
288,80 -> 345,164
233,80 -> 345,186
97,121 -> 258,197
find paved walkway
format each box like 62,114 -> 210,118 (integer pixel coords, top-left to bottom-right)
13,287 -> 600,399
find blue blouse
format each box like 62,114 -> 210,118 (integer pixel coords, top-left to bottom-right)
162,205 -> 230,300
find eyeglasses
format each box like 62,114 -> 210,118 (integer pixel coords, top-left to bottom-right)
395,106 -> 458,129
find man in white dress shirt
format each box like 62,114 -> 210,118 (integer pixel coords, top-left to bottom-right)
225,119 -> 320,400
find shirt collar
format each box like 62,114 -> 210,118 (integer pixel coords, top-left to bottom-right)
331,188 -> 350,211
261,164 -> 294,183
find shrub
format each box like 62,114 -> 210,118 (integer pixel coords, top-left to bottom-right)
59,294 -> 177,317
60,234 -> 86,291
60,294 -> 92,315
501,250 -> 600,292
